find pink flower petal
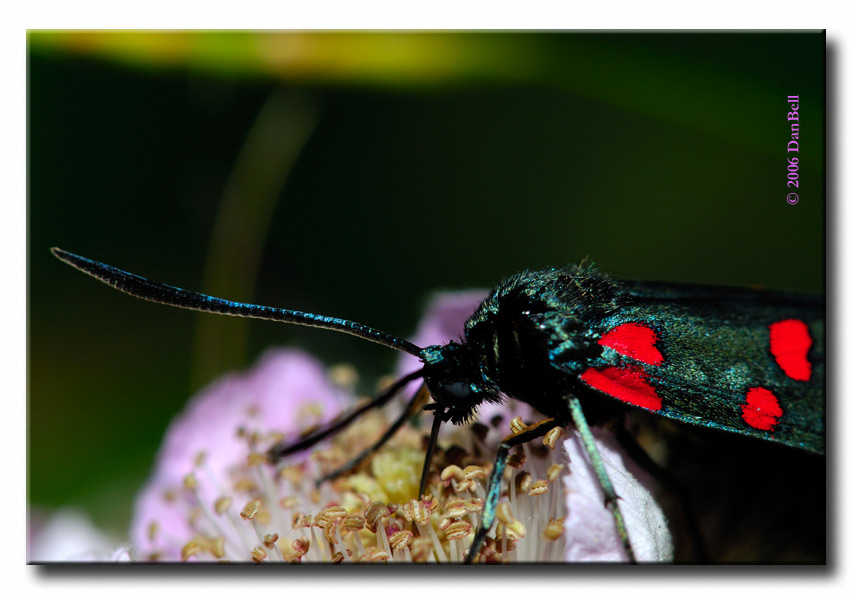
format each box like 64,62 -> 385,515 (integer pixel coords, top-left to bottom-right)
563,427 -> 672,562
130,348 -> 352,559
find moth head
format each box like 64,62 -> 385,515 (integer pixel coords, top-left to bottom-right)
420,342 -> 500,425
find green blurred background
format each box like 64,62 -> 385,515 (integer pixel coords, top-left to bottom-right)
28,32 -> 825,538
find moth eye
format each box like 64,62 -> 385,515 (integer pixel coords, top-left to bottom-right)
443,381 -> 472,399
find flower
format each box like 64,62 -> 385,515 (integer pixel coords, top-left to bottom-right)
127,291 -> 672,562
130,348 -> 353,561
563,428 -> 673,561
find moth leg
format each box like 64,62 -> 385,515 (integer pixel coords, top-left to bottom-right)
465,416 -> 565,564
567,396 -> 637,563
315,383 -> 431,485
267,368 -> 422,461
418,405 -> 448,499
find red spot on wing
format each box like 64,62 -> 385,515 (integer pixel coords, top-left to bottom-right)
580,366 -> 663,411
598,323 -> 663,366
741,387 -> 783,431
769,319 -> 813,381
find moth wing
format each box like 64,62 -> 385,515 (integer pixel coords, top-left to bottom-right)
563,282 -> 824,454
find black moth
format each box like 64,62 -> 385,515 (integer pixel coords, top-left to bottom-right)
52,248 -> 825,562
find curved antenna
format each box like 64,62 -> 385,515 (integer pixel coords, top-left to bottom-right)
51,248 -> 423,357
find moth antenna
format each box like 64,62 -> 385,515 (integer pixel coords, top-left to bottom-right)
51,248 -> 423,356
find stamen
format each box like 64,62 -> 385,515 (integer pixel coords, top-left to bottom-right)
528,480 -> 549,497
543,427 -> 564,449
442,520 -> 472,541
214,497 -> 232,515
389,530 -> 413,550
136,364 -> 572,562
543,518 -> 565,541
240,499 -> 261,520
251,546 -> 267,563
